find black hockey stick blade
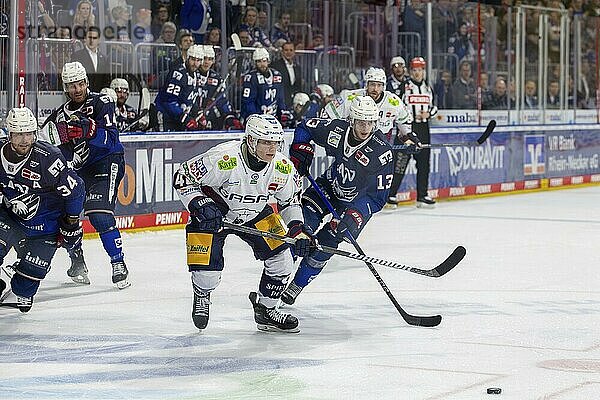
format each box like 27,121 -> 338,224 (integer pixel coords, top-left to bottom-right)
477,119 -> 496,144
419,246 -> 466,278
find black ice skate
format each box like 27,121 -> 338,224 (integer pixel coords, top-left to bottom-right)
16,295 -> 33,313
416,196 -> 436,209
67,248 -> 90,285
280,282 -> 303,306
111,261 -> 131,289
192,285 -> 211,330
0,278 -> 6,299
249,291 -> 299,333
384,195 -> 399,210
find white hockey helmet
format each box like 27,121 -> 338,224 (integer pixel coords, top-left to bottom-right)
315,84 -> 334,98
187,44 -> 205,60
245,114 -> 284,157
202,45 -> 216,59
110,78 -> 129,92
100,87 -> 117,103
364,67 -> 386,85
293,92 -> 310,107
5,107 -> 38,143
349,96 -> 379,122
253,47 -> 270,62
62,61 -> 88,91
390,56 -> 406,67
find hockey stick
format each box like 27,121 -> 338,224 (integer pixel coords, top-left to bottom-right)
306,174 -> 442,327
123,109 -> 149,132
222,222 -> 464,277
393,119 -> 496,150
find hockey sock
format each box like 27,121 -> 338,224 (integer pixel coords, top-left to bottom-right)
292,259 -> 323,288
89,213 -> 124,262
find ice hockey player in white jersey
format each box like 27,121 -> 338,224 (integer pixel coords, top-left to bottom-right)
173,114 -> 316,333
322,67 -> 417,145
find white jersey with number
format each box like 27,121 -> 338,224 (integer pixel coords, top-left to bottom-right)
322,88 -> 412,137
175,140 -> 303,225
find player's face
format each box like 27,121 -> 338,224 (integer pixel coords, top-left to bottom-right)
392,63 -> 405,78
366,81 -> 384,101
352,119 -> 375,141
411,67 -> 425,81
255,139 -> 280,162
115,88 -> 128,105
10,131 -> 35,155
66,80 -> 88,103
186,56 -> 202,72
256,58 -> 269,73
201,56 -> 214,72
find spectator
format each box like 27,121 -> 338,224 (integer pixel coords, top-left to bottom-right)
180,0 -> 211,44
483,78 -> 509,110
310,33 -> 324,50
271,12 -> 292,48
386,56 -> 408,98
479,71 -> 492,105
450,61 -> 476,109
447,23 -> 476,70
72,0 -> 95,39
434,69 -> 453,109
547,80 -> 560,108
524,80 -> 538,109
271,42 -> 302,108
238,28 -> 255,47
240,6 -> 273,48
70,26 -> 110,92
110,5 -> 131,41
151,5 -> 172,39
204,27 -> 222,68
171,29 -> 195,71
258,10 -> 270,36
153,22 -> 179,88
132,8 -> 154,45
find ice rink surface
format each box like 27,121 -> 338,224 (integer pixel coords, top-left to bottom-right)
1,186 -> 599,400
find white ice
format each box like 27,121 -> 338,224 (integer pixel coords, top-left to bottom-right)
1,186 -> 599,399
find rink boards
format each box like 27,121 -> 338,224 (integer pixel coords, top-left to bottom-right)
81,124 -> 600,234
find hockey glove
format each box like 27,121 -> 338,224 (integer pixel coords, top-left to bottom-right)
287,221 -> 317,258
399,132 -> 422,155
188,197 -> 224,233
55,114 -> 97,143
289,143 -> 314,177
59,215 -> 83,252
224,115 -> 243,130
279,110 -> 294,128
185,117 -> 199,130
330,209 -> 365,242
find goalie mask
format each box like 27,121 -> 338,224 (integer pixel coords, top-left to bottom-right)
245,114 -> 284,163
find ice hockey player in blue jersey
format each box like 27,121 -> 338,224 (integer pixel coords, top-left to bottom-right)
240,48 -> 292,127
304,84 -> 335,119
110,78 -> 140,132
155,44 -> 204,132
281,96 -> 394,305
196,45 -> 242,130
0,107 -> 84,312
41,61 -> 130,289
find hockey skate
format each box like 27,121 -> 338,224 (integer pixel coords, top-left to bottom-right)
383,196 -> 399,210
280,282 -> 303,306
0,278 -> 6,300
249,291 -> 299,333
192,285 -> 211,330
416,196 -> 436,209
111,261 -> 131,289
16,295 -> 33,313
67,248 -> 90,285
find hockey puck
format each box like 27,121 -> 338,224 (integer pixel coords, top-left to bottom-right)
487,388 -> 502,394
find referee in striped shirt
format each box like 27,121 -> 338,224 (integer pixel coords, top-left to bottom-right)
387,56 -> 437,208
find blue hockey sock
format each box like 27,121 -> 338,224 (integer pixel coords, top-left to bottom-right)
292,260 -> 323,288
99,228 -> 124,262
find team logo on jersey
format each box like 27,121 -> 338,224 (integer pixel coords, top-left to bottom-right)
355,150 -> 370,166
186,160 -> 208,180
217,155 -> 237,171
378,150 -> 393,165
5,193 -> 41,221
250,173 -> 259,184
275,160 -> 292,174
363,146 -> 373,153
327,132 -> 341,148
388,97 -> 400,106
21,168 -> 41,181
273,76 -> 282,83
30,161 -> 39,167
208,78 -> 219,86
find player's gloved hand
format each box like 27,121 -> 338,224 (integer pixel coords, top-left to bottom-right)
58,215 -> 83,252
197,113 -> 208,129
289,143 -> 314,176
279,110 -> 293,128
399,132 -> 422,155
188,197 -> 223,233
287,221 -> 317,258
55,114 -> 97,143
185,117 -> 199,131
330,209 -> 364,241
224,115 -> 243,130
